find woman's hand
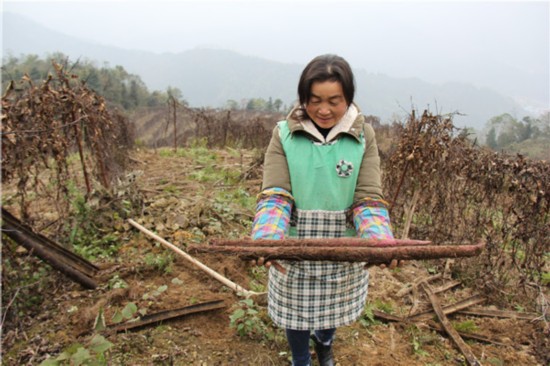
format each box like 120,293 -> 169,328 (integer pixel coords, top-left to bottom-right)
251,257 -> 287,274
379,259 -> 405,270
364,259 -> 406,270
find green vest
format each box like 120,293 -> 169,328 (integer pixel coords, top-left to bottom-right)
278,121 -> 365,236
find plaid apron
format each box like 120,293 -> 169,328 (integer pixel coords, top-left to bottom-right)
268,256 -> 369,330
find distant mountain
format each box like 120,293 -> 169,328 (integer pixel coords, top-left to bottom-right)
2,11 -> 530,130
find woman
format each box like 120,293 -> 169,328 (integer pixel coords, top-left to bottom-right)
251,54 -> 394,366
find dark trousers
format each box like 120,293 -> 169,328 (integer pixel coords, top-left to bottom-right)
285,328 -> 336,366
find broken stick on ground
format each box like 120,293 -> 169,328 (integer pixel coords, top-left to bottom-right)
421,282 -> 482,366
128,218 -> 264,298
104,299 -> 226,335
2,208 -> 99,289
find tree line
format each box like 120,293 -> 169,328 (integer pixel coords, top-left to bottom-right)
225,97 -> 287,112
3,53 -> 291,114
3,53 -> 548,159
1,53 -> 186,110
483,113 -> 550,159
485,113 -> 550,147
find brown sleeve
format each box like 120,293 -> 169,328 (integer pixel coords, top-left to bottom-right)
261,125 -> 292,192
354,123 -> 384,202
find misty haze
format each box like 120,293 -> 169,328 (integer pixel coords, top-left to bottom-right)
2,2 -> 550,366
2,1 -> 549,125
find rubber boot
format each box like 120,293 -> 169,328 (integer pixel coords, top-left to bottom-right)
310,335 -> 335,366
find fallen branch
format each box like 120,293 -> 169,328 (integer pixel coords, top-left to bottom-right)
188,240 -> 485,263
431,280 -> 462,294
457,308 -> 540,321
398,277 -> 460,306
372,310 -> 507,346
404,279 -> 461,317
397,274 -> 443,297
421,283 -> 482,366
373,310 -> 404,323
426,321 -> 508,347
128,219 -> 264,298
105,299 -> 225,334
407,294 -> 486,322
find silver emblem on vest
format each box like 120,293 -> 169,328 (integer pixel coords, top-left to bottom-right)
336,159 -> 354,177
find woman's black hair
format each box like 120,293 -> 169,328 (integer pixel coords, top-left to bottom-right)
297,54 -> 355,107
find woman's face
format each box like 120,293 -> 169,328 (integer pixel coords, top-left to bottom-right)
305,80 -> 349,129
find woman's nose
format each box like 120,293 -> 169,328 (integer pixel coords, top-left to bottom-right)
319,106 -> 330,115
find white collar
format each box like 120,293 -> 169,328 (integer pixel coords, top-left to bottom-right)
301,104 -> 359,143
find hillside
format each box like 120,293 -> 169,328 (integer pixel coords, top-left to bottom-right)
2,147 -> 547,366
2,77 -> 548,364
2,11 -> 532,130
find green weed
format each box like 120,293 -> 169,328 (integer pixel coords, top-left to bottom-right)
161,184 -> 180,194
110,302 -> 139,324
360,302 -> 381,327
64,181 -> 121,260
188,165 -> 220,183
229,298 -> 274,341
514,304 -> 526,313
107,274 -> 128,290
216,188 -> 255,210
373,299 -> 395,314
38,334 -> 113,366
142,284 -> 168,301
452,320 -> 478,333
360,300 -> 396,327
248,266 -> 267,292
144,252 -> 173,274
486,357 -> 505,366
406,325 -> 438,358
1,244 -> 52,319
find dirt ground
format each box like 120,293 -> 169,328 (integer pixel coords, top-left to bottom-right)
2,148 -> 548,365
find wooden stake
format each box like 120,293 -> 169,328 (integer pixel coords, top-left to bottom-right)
128,219 -> 263,298
401,187 -> 420,240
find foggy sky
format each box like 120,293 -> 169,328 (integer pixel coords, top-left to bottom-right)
2,0 -> 549,109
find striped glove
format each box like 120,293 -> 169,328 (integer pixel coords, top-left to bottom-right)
251,188 -> 293,240
352,198 -> 394,239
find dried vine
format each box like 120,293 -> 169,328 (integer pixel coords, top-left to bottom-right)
189,108 -> 277,149
1,61 -> 133,225
384,110 -> 549,306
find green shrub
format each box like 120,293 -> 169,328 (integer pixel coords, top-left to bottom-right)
229,298 -> 273,341
39,334 -> 113,366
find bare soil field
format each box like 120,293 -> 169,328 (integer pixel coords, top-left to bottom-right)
2,148 -> 547,366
